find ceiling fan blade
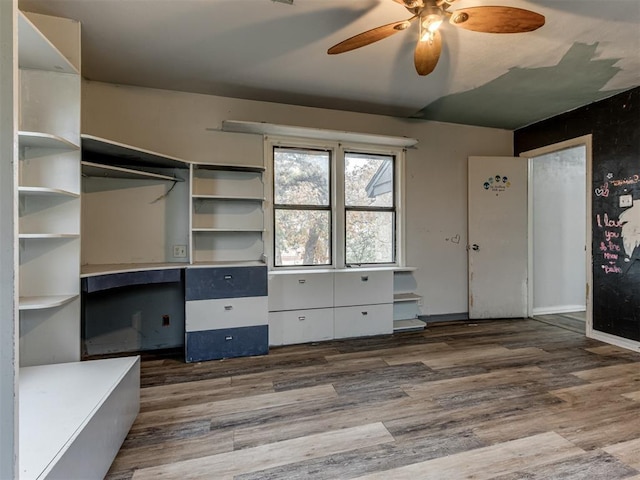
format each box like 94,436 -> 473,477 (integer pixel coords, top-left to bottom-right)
392,0 -> 424,8
414,30 -> 442,76
328,18 -> 415,55
449,6 -> 545,33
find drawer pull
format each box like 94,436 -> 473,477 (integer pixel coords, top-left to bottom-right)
298,279 -> 306,284
224,275 -> 233,280
361,311 -> 368,316
298,316 -> 306,321
361,275 -> 369,282
224,305 -> 233,311
225,335 -> 233,341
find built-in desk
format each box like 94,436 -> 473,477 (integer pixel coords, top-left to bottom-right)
80,262 -> 269,360
81,263 -> 187,293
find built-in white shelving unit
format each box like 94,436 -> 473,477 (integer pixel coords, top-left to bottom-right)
14,12 -> 139,480
190,162 -> 266,264
392,267 -> 425,332
18,10 -> 81,367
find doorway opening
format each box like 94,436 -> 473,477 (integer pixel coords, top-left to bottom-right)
521,137 -> 592,333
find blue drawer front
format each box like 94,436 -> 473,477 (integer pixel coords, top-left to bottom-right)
83,268 -> 182,293
185,266 -> 267,300
185,325 -> 268,362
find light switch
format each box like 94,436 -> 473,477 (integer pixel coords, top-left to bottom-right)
620,194 -> 633,208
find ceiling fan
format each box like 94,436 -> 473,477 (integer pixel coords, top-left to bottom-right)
327,0 -> 545,76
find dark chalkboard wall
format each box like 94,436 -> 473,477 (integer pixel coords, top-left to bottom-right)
515,87 -> 640,342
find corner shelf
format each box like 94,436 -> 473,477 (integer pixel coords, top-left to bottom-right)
81,161 -> 184,182
18,186 -> 79,198
19,233 -> 79,239
19,294 -> 78,311
18,12 -> 78,74
18,131 -> 79,151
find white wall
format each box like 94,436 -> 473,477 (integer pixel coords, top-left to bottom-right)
532,145 -> 587,314
81,80 -> 513,315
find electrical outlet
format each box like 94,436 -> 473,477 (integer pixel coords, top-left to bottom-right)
162,314 -> 170,327
173,245 -> 187,258
620,194 -> 633,208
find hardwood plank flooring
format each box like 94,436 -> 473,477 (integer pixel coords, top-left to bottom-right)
106,319 -> 640,479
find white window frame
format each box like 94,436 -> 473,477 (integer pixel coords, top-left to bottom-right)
266,135 -> 406,270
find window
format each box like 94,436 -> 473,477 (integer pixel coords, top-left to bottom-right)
271,141 -> 401,268
344,152 -> 395,265
273,147 -> 331,266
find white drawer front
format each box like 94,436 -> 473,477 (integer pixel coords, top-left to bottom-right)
186,296 -> 267,332
268,272 -> 334,311
269,308 -> 334,346
334,303 -> 393,339
334,271 -> 393,307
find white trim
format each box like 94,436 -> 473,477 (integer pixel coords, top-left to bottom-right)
265,136 -> 405,271
0,1 -> 18,477
222,120 -> 418,148
520,134 -> 592,317
587,328 -> 640,353
531,305 -> 586,316
521,135 -> 599,339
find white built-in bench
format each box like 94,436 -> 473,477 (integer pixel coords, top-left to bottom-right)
19,357 -> 139,479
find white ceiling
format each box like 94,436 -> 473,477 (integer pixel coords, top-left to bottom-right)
19,0 -> 640,129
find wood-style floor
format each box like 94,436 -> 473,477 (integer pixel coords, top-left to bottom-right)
106,319 -> 640,480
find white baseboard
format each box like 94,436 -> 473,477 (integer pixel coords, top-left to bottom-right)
532,305 -> 586,316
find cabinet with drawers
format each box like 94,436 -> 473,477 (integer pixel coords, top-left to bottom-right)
333,270 -> 394,339
185,265 -> 268,362
268,270 -> 334,346
268,269 -> 394,346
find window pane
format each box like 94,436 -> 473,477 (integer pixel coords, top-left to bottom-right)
275,209 -> 330,266
345,211 -> 394,264
274,148 -> 330,206
345,153 -> 393,207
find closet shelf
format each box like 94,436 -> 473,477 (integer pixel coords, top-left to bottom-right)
81,161 -> 184,182
192,194 -> 265,201
19,294 -> 78,311
194,163 -> 265,173
81,134 -> 188,169
192,228 -> 265,233
18,131 -> 79,151
18,186 -> 79,198
18,13 -> 78,74
18,233 -> 79,239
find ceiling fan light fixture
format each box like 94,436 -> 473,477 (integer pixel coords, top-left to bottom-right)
420,13 -> 443,41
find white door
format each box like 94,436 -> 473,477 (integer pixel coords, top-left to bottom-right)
468,156 -> 528,319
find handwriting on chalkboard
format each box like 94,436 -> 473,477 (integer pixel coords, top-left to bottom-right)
597,212 -> 624,274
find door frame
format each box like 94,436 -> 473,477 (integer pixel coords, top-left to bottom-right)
519,134 -> 593,331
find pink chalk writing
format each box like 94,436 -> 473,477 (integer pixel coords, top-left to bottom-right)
596,210 -> 624,274
611,175 -> 639,187
602,265 -> 622,274
596,213 -> 622,228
